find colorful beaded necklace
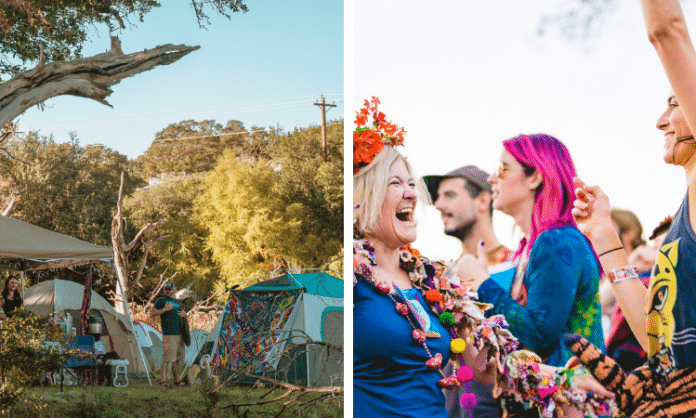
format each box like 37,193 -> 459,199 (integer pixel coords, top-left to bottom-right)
353,238 -> 478,412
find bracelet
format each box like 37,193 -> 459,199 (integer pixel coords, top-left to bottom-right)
598,246 -> 623,257
607,266 -> 639,283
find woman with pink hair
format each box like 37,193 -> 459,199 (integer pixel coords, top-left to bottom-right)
457,134 -> 605,414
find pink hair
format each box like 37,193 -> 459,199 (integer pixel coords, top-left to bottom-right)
503,134 -> 586,259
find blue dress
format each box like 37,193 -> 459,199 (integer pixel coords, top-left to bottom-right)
477,226 -> 605,367
354,277 -> 451,418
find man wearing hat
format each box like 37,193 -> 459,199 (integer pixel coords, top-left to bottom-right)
424,165 -> 512,265
424,166 -> 514,418
150,282 -> 187,386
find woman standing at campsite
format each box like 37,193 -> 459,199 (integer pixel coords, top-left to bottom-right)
0,275 -> 23,320
565,0 -> 696,415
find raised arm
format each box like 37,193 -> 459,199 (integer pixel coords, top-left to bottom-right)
643,1 -> 696,174
572,178 -> 649,350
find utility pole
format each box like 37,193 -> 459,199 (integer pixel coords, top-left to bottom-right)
313,95 -> 336,162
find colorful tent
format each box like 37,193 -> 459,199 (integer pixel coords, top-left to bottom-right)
211,269 -> 343,387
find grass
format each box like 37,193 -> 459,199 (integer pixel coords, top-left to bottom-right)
11,379 -> 343,418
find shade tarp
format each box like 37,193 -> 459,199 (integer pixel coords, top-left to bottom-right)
0,215 -> 113,271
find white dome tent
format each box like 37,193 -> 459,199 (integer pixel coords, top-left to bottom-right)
24,279 -> 149,375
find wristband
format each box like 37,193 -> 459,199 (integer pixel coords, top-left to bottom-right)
607,266 -> 639,283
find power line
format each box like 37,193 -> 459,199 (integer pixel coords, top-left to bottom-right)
18,95 -> 344,132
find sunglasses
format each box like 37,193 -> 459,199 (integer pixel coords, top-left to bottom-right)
493,163 -> 524,179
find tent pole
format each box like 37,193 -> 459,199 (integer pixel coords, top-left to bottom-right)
20,271 -> 24,304
112,262 -> 152,386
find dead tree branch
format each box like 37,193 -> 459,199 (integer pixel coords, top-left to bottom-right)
111,171 -> 163,313
0,37 -> 200,129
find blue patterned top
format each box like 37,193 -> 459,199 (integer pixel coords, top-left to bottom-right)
477,226 -> 605,367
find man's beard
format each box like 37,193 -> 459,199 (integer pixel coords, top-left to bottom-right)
444,218 -> 476,242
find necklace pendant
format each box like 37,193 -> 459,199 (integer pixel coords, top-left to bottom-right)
412,329 -> 426,343
438,375 -> 462,390
375,281 -> 391,294
395,302 -> 409,316
425,353 -> 442,370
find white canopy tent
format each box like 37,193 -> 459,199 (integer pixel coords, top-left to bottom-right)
0,215 -> 151,383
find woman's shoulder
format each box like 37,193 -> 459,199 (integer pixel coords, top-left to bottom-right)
536,225 -> 587,245
530,226 -> 594,261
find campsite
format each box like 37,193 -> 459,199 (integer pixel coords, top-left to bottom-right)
0,215 -> 343,417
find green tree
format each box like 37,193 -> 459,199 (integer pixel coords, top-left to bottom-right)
0,309 -> 73,412
123,173 -> 218,295
133,119 -> 268,179
268,120 -> 343,252
0,133 -> 140,245
195,147 -> 342,288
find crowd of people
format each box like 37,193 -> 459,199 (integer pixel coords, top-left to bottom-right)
353,0 -> 696,416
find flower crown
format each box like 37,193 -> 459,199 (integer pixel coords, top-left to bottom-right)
353,97 -> 406,175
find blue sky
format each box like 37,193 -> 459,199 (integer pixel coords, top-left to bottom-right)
16,0 -> 344,159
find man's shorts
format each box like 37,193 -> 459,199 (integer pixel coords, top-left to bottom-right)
162,335 -> 185,363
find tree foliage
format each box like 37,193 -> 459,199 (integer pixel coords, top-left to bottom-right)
267,120 -> 343,248
195,120 -> 343,288
0,0 -> 248,80
132,119 -> 270,179
0,133 -> 143,290
0,133 -> 140,245
123,173 -> 218,296
0,309 -> 72,412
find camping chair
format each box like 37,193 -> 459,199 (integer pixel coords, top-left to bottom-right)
64,335 -> 97,387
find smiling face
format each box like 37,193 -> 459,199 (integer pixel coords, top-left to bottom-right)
434,177 -> 477,240
367,158 -> 418,249
7,278 -> 17,292
657,95 -> 696,166
488,150 -> 537,218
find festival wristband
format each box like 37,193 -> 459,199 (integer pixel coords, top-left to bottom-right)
607,266 -> 639,283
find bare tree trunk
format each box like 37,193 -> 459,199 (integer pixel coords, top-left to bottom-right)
0,36 -> 200,129
111,171 -> 163,314
1,195 -> 15,216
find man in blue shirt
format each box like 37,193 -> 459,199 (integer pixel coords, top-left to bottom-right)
150,282 -> 187,385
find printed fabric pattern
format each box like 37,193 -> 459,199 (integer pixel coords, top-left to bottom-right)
477,226 -> 604,367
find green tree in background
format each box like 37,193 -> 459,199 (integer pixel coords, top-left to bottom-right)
0,133 -> 140,245
268,120 -> 343,249
132,119 -> 270,179
195,120 -> 343,288
123,173 -> 218,295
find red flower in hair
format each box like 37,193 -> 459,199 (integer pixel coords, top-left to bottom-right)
353,97 -> 406,174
